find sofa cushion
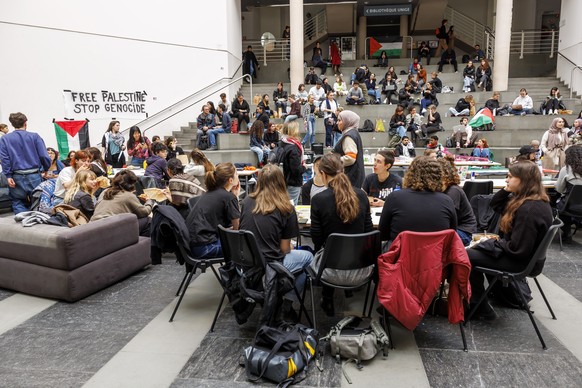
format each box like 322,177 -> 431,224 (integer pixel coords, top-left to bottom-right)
0,213 -> 140,270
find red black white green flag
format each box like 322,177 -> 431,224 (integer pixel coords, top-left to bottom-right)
54,120 -> 90,157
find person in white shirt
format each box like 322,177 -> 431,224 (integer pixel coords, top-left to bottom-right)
508,88 -> 534,115
452,117 -> 474,149
218,93 -> 231,114
308,81 -> 326,107
321,91 -> 340,147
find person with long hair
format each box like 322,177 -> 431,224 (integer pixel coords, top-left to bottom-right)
54,150 -> 91,202
44,147 -> 65,178
86,147 -> 108,177
280,121 -> 306,205
91,170 -> 154,236
310,153 -> 373,316
249,120 -> 270,166
189,149 -> 215,190
541,117 -> 570,170
239,164 -> 313,317
127,126 -> 151,167
389,105 -> 407,138
472,138 -> 491,159
165,136 -> 184,160
439,156 -> 477,245
64,169 -> 98,219
185,162 -> 240,259
467,162 -> 553,319
330,39 -> 341,74
462,60 -> 476,92
333,110 -> 365,188
378,156 -> 457,243
333,75 -> 348,97
544,87 -> 562,115
556,145 -> 582,243
273,82 -> 288,117
167,158 -> 205,218
101,120 -> 126,168
476,58 -> 491,91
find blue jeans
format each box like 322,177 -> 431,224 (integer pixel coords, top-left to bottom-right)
368,89 -> 381,102
394,125 -> 406,137
333,132 -> 342,146
302,116 -> 316,146
287,186 -> 301,206
251,146 -> 269,164
131,157 -> 145,167
456,229 -> 472,246
190,240 -> 222,259
10,172 -> 42,214
284,249 -> 314,299
346,97 -> 365,105
208,127 -> 226,147
284,114 -> 298,123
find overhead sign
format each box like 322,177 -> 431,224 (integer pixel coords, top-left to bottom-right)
62,89 -> 148,119
364,4 -> 412,17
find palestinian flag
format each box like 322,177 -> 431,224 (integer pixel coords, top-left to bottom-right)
369,37 -> 402,57
468,108 -> 494,128
54,120 -> 90,158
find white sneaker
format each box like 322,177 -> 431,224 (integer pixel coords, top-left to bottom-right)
383,98 -> 387,104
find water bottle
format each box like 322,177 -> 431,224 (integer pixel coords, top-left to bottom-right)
364,149 -> 370,164
470,171 -> 475,181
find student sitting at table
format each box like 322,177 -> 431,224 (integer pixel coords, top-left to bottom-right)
310,153 -> 373,316
54,150 -> 91,205
362,149 -> 402,208
472,138 -> 491,159
167,158 -> 205,218
145,142 -> 170,188
240,164 -> 313,320
92,170 -> 154,236
378,156 -> 457,245
185,162 -> 240,259
300,155 -> 326,205
439,156 -> 477,246
63,169 -> 98,220
189,149 -> 215,191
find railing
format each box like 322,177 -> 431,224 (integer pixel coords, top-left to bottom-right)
126,62 -> 249,136
305,9 -> 327,44
242,40 -> 288,64
511,30 -> 559,59
484,27 -> 495,59
557,52 -> 582,99
444,6 -> 486,48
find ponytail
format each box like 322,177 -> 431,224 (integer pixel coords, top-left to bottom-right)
319,153 -> 359,223
205,162 -> 236,191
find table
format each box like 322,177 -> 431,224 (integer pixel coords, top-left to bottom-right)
364,158 -> 501,167
296,205 -> 381,228
459,178 -> 557,189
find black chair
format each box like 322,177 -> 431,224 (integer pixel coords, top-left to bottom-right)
168,226 -> 224,322
306,231 -> 381,326
557,185 -> 582,250
463,180 -> 493,201
465,218 -> 563,349
215,225 -> 313,332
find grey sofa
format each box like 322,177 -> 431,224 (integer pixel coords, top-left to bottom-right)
0,213 -> 150,302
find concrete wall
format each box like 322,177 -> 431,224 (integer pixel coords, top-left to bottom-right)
557,0 -> 582,98
0,0 -> 242,148
447,0 -> 489,26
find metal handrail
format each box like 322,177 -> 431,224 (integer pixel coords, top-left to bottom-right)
557,52 -> 582,99
510,30 -> 559,59
402,36 -> 414,59
444,6 -> 486,48
242,39 -> 288,64
305,9 -> 327,41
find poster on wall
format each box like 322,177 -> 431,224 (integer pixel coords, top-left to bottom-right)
62,90 -> 148,119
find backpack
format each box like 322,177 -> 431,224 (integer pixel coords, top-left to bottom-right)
445,136 -> 455,149
435,28 -> 440,37
198,134 -> 209,150
268,144 -> 285,164
359,119 -> 375,132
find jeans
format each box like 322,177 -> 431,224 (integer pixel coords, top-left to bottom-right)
131,157 -> 145,167
287,186 -> 301,206
463,76 -> 475,90
448,107 -> 470,116
190,240 -> 222,259
10,172 -> 42,214
509,108 -> 533,115
284,114 -> 298,123
250,146 -> 269,165
302,116 -> 316,146
393,125 -> 406,137
456,229 -> 472,246
368,89 -> 381,102
346,97 -> 365,105
324,121 -> 333,147
208,127 -> 226,147
333,132 -> 342,147
283,249 -> 314,299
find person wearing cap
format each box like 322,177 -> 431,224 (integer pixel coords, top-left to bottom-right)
516,145 -> 536,162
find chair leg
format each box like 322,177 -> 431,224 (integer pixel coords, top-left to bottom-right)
169,270 -> 195,322
362,281 -> 372,317
512,277 -> 547,350
175,272 -> 189,296
459,323 -> 468,352
367,281 -> 378,317
382,307 -> 394,349
308,277 -> 316,330
298,274 -> 309,323
210,291 -> 227,332
464,276 -> 499,324
293,286 -> 314,327
533,277 -> 557,320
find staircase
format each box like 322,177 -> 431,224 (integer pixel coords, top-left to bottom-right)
171,58 -> 581,165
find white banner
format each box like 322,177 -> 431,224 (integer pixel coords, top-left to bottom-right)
62,89 -> 148,119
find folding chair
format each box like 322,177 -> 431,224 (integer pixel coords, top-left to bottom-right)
465,218 -> 563,349
557,185 -> 582,250
463,180 -> 493,201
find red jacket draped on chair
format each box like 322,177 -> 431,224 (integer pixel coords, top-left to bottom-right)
377,229 -> 472,331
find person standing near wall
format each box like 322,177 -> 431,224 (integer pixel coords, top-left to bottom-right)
0,112 -> 51,214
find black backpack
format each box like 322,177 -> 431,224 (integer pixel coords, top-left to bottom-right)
268,143 -> 285,164
359,119 -> 375,132
198,135 -> 209,150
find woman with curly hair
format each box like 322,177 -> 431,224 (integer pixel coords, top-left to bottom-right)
378,156 -> 457,243
556,145 -> 582,243
439,157 -> 477,245
310,153 -> 373,316
467,162 -> 553,319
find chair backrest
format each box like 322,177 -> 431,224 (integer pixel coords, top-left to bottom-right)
562,184 -> 582,216
463,180 -> 493,201
188,196 -> 200,211
217,225 -> 264,270
522,218 -> 563,278
316,231 -> 381,279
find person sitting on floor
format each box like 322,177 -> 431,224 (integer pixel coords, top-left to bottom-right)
362,149 -> 403,208
308,81 -> 326,107
196,104 -> 216,148
449,94 -> 475,117
304,67 -> 319,85
452,117 -> 474,149
507,88 -> 534,116
346,81 -> 366,105
438,48 -> 458,73
472,138 -> 491,159
249,120 -> 270,167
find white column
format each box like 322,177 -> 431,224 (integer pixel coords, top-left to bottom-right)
492,0 -> 513,91
290,0 -> 304,90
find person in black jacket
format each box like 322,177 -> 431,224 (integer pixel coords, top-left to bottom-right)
394,136 -> 416,158
467,162 -> 553,320
242,45 -> 259,80
231,93 -> 251,131
437,48 -> 458,72
280,121 -> 306,205
448,94 -> 474,117
435,19 -> 449,57
333,110 -> 365,188
463,61 -> 476,92
310,153 -> 374,316
428,72 -> 443,93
